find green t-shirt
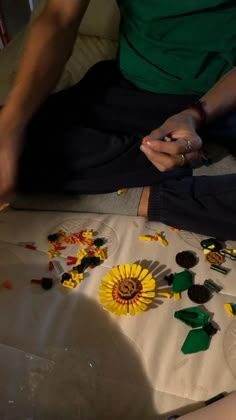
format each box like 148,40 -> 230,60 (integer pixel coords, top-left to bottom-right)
117,0 -> 236,94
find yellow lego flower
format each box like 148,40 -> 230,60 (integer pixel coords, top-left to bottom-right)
98,263 -> 156,316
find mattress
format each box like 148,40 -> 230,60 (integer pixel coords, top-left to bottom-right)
0,207 -> 236,419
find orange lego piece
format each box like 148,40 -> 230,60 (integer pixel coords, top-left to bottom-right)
2,281 -> 13,289
170,227 -> 180,232
117,188 -> 127,195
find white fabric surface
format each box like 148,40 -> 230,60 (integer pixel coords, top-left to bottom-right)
0,208 -> 236,418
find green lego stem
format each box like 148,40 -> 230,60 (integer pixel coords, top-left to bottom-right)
204,279 -> 221,293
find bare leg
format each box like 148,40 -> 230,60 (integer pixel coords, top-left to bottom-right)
179,391 -> 236,420
138,186 -> 150,216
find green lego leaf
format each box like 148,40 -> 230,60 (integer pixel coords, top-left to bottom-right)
175,306 -> 209,328
181,328 -> 211,354
172,270 -> 193,293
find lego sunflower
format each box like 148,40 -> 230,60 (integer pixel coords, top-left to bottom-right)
98,263 -> 156,316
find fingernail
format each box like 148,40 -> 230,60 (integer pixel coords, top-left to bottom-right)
140,145 -> 146,152
142,137 -> 148,145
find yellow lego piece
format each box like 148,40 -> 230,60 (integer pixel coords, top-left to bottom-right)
69,270 -> 84,283
94,248 -> 107,260
82,231 -> 93,238
223,248 -> 236,255
76,248 -> 88,264
157,291 -> 172,299
77,248 -> 88,258
139,235 -> 152,241
224,303 -> 235,318
47,250 -> 60,258
157,235 -> 168,247
203,249 -> 211,255
173,292 -> 181,301
153,232 -> 168,246
62,280 -> 77,289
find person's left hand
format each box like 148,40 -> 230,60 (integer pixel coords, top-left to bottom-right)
140,111 -> 203,172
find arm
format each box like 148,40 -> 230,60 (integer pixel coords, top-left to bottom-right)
140,66 -> 236,171
1,0 -> 90,131
188,67 -> 236,124
0,0 -> 90,202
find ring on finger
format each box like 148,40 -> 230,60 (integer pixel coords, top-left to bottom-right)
184,139 -> 194,153
180,153 -> 186,167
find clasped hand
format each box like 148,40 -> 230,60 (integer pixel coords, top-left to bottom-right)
140,111 -> 203,171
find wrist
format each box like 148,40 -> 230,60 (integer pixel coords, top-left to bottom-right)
178,108 -> 202,131
182,99 -> 208,129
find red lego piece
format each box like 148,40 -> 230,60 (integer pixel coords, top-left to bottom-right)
31,279 -> 41,284
2,280 -> 13,289
25,245 -> 37,250
66,256 -> 77,266
48,261 -> 54,271
54,246 -> 66,251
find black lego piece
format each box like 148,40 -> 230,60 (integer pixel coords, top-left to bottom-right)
187,284 -> 211,304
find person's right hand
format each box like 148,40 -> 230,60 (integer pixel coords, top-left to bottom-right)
140,110 -> 203,172
0,119 -> 22,205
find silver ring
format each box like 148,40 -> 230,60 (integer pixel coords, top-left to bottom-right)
164,135 -> 173,142
184,139 -> 194,153
180,153 -> 186,167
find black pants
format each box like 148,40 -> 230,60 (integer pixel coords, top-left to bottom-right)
18,60 -> 236,239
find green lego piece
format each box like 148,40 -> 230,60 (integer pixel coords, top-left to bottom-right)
175,306 -> 209,328
200,238 -> 222,252
210,264 -> 228,275
231,304 -> 236,314
181,328 -> 211,354
204,279 -> 221,293
172,270 -> 193,293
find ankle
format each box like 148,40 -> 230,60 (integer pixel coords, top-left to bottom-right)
138,186 -> 150,216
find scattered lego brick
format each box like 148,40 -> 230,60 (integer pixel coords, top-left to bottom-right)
210,264 -> 229,275
169,226 -> 180,232
117,188 -> 127,195
139,231 -> 168,246
2,280 -> 13,289
52,260 -> 64,275
188,284 -> 211,304
25,244 -> 37,250
66,256 -> 78,266
47,250 -> 61,258
205,252 -> 225,265
31,277 -> 53,290
176,251 -> 198,269
48,261 -> 54,271
224,303 -> 236,317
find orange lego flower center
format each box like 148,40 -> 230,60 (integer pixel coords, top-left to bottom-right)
112,278 -> 143,303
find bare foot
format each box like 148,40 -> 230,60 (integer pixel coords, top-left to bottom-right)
138,186 -> 150,216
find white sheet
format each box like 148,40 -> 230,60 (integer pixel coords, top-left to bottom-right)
0,209 -> 235,418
